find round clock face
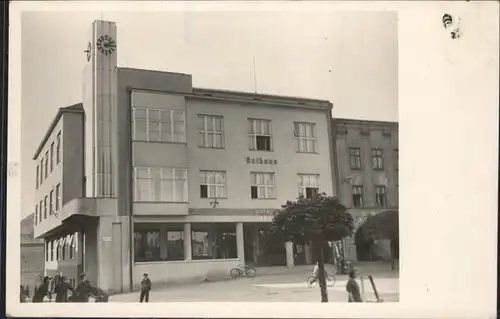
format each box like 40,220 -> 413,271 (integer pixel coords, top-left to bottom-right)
96,35 -> 116,56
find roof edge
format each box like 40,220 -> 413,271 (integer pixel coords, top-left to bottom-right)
32,103 -> 84,160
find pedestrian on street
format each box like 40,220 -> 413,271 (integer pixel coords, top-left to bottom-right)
54,276 -> 75,302
75,273 -> 94,302
346,269 -> 363,302
139,273 -> 152,303
32,276 -> 51,302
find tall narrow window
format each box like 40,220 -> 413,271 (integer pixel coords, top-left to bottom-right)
250,172 -> 276,199
294,122 -> 317,153
200,171 -> 227,198
39,201 -> 43,222
298,174 -> 320,199
55,184 -> 61,211
40,159 -> 44,183
375,186 -> 387,207
349,148 -> 362,169
198,115 -> 224,149
56,132 -> 61,164
50,241 -> 54,261
50,142 -> 54,172
371,148 -> 384,169
34,205 -> 38,226
36,165 -> 39,189
44,151 -> 49,178
248,119 -> 272,151
45,241 -> 49,262
49,190 -> 54,215
352,186 -> 364,208
44,196 -> 48,219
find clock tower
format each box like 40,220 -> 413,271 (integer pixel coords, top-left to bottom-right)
82,20 -> 118,198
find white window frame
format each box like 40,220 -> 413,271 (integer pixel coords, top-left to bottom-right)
200,171 -> 227,198
248,118 -> 273,151
352,185 -> 364,208
250,172 -> 276,199
55,184 -> 61,211
132,107 -> 186,143
298,174 -> 320,198
49,190 -> 54,215
375,185 -> 387,207
198,115 -> 225,149
133,167 -> 188,203
56,131 -> 61,164
294,122 -> 317,153
371,148 -> 384,169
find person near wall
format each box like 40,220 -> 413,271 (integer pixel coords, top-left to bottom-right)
54,276 -> 75,302
346,269 -> 363,303
74,273 -> 94,302
139,273 -> 152,303
32,276 -> 51,302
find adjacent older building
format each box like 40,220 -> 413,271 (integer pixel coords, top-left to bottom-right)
21,213 -> 45,295
33,20 -> 336,293
332,118 -> 399,262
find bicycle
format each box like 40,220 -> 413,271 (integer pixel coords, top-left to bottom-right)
230,264 -> 256,278
307,273 -> 336,288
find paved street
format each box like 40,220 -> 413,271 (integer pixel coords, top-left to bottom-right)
109,264 -> 399,303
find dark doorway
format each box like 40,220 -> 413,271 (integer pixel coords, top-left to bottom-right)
354,228 -> 377,262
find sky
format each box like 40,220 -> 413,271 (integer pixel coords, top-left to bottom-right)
20,10 -> 398,219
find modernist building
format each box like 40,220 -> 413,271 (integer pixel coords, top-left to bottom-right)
331,118 -> 399,262
20,213 -> 45,295
33,20 -> 336,293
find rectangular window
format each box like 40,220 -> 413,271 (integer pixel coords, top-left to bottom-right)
50,142 -> 54,172
44,151 -> 49,178
49,190 -> 54,215
371,148 -> 384,169
394,149 -> 399,170
50,240 -> 54,261
200,171 -> 227,199
44,196 -> 48,219
134,229 -> 161,262
165,225 -> 185,261
40,159 -> 44,183
191,223 -> 237,260
349,148 -> 362,169
250,172 -> 276,199
45,241 -> 49,262
298,174 -> 320,199
36,165 -> 39,189
55,184 -> 61,211
62,238 -> 67,261
294,122 -> 317,153
248,119 -> 272,151
198,115 -> 224,149
34,205 -> 38,226
133,167 -> 188,202
375,185 -> 387,207
352,186 -> 364,208
56,239 -> 60,261
56,132 -> 61,164
132,108 -> 186,143
39,201 -> 43,222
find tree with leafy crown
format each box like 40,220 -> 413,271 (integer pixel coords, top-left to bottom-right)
271,193 -> 354,302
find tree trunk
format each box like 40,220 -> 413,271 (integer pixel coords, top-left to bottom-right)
313,240 -> 328,303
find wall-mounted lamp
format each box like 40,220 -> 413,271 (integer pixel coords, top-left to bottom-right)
210,197 -> 220,208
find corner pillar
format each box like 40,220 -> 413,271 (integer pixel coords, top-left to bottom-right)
236,223 -> 245,261
184,223 -> 192,261
285,241 -> 295,268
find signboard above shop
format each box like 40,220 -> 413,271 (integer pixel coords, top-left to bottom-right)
245,157 -> 278,165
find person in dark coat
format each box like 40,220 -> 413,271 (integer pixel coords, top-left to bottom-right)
139,273 -> 152,303
54,276 -> 75,302
74,273 -> 94,302
20,285 -> 28,303
346,269 -> 363,302
32,276 -> 51,302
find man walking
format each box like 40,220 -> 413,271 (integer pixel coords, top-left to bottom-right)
139,273 -> 152,303
54,276 -> 75,302
32,276 -> 51,302
346,269 -> 363,302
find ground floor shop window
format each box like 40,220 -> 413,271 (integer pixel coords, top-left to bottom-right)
191,223 -> 237,260
164,226 -> 184,261
134,229 -> 161,262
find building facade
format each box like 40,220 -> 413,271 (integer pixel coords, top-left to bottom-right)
331,118 -> 399,262
20,213 -> 45,296
33,20 -> 336,293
